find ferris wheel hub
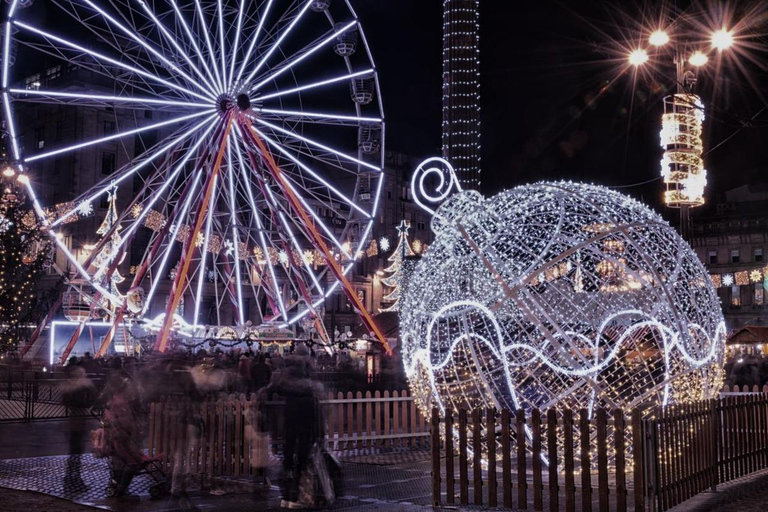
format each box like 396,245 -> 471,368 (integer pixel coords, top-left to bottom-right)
237,93 -> 251,111
216,91 -> 253,115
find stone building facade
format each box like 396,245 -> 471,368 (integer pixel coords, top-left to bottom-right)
690,184 -> 768,331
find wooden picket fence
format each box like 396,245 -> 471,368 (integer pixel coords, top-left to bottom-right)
430,407 -> 642,512
147,389 -> 427,477
721,384 -> 768,393
430,394 -> 768,512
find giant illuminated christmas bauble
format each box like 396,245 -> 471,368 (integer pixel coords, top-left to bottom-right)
400,181 -> 725,418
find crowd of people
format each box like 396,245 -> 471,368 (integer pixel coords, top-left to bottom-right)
53,345 -> 339,509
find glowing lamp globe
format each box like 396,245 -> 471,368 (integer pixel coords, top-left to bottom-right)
400,181 -> 725,421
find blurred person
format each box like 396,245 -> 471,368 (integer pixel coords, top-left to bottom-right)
168,359 -> 204,508
61,357 -> 96,490
251,353 -> 272,393
262,344 -> 326,508
94,360 -> 145,496
237,352 -> 253,394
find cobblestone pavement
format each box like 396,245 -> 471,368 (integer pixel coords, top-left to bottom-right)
0,452 -> 435,511
667,469 -> 768,512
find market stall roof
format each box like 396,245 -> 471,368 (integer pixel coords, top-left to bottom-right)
727,326 -> 768,346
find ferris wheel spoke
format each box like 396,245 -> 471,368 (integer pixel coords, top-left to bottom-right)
77,0 -> 216,100
255,129 -> 370,218
193,175 -> 218,326
242,0 -> 314,86
12,21 -> 213,102
169,0 -> 221,92
142,174 -> 205,315
216,0 -> 228,89
265,165 -> 352,259
232,133 -> 288,321
256,68 -> 373,102
24,109 -> 213,164
258,107 -> 381,126
51,114 -> 215,228
227,0 -> 246,87
250,20 -> 357,94
191,0 -> 224,92
233,0 -> 274,86
136,0 -> 220,94
8,88 -> 211,109
226,142 -> 246,324
235,137 -> 323,303
2,92 -> 20,160
123,119 -> 219,242
253,120 -> 379,171
277,211 -> 324,295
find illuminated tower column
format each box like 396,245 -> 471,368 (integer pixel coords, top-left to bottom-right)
442,0 -> 481,191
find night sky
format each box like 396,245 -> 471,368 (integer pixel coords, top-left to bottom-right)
359,0 -> 768,215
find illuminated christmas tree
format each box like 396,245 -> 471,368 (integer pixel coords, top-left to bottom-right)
380,220 -> 415,312
0,171 -> 50,353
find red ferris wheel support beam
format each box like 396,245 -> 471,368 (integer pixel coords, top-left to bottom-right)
155,114 -> 235,352
238,117 -> 391,355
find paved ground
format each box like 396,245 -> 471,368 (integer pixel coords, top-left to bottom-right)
667,468 -> 768,512
0,418 -> 435,511
0,453 -> 434,511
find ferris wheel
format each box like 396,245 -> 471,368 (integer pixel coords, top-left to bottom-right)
2,0 -> 388,355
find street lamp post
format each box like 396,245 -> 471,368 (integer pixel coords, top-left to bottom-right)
629,25 -> 735,239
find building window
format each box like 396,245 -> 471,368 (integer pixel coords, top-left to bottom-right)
144,110 -> 153,119
103,121 -> 116,135
708,250 -> 717,265
417,221 -> 426,231
45,65 -> 61,83
731,285 -> 741,307
101,152 -> 116,175
756,287 -> 764,307
731,250 -> 740,264
756,248 -> 764,263
34,127 -> 45,149
25,74 -> 41,90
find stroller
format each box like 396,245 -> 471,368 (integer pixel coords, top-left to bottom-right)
91,407 -> 169,499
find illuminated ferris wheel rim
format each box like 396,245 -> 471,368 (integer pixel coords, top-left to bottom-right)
2,0 -> 388,347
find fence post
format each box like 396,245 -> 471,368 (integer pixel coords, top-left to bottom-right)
563,408 -> 575,512
632,409 -> 645,512
431,407 -> 441,506
710,398 -> 720,492
580,408 -> 592,512
459,409 -> 469,505
488,408 -> 497,507
532,408 -> 543,511
501,409 -> 512,508
614,409 -> 627,512
472,408 -> 483,506
516,408 -> 528,510
596,408 -> 609,512
547,408 -> 559,512
446,409 -> 455,504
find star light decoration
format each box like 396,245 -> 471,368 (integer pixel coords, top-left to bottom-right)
76,200 -> 93,216
0,215 -> 12,234
379,236 -> 390,252
400,170 -> 725,452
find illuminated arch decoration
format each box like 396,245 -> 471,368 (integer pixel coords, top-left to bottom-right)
400,179 -> 725,425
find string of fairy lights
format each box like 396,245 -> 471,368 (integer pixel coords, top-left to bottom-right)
442,0 -> 481,191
